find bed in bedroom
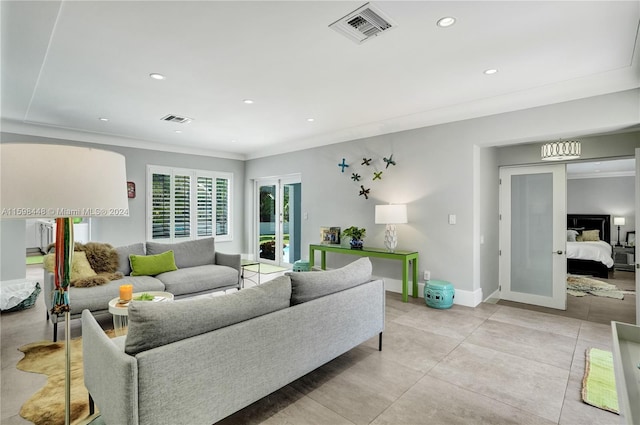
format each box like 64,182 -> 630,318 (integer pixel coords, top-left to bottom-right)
567,214 -> 614,278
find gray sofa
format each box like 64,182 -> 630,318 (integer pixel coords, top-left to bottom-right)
81,258 -> 384,425
45,237 -> 240,341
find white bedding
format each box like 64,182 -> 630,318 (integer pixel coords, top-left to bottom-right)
566,240 -> 614,267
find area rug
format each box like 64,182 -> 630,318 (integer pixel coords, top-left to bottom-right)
243,263 -> 289,274
581,348 -> 619,414
567,275 -> 624,299
17,331 -> 112,425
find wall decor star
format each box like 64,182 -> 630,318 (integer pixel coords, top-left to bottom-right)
359,185 -> 370,199
383,154 -> 396,168
373,171 -> 383,181
338,158 -> 349,172
351,173 -> 361,181
361,158 -> 372,166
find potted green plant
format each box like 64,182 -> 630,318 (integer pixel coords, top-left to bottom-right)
342,226 -> 366,249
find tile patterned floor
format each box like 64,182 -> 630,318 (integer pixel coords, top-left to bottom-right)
1,266 -> 622,425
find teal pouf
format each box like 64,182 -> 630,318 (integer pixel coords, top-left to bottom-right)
424,280 -> 454,309
293,260 -> 310,272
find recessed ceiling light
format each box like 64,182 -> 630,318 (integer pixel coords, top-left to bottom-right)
484,69 -> 498,75
231,139 -> 237,143
98,117 -> 109,122
436,17 -> 456,27
149,73 -> 165,80
174,130 -> 182,134
307,118 -> 315,122
243,99 -> 254,104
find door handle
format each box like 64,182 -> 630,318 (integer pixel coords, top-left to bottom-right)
554,250 -> 563,255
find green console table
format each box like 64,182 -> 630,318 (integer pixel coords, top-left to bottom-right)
309,244 -> 419,302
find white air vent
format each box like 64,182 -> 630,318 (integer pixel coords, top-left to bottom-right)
161,114 -> 193,124
329,3 -> 396,44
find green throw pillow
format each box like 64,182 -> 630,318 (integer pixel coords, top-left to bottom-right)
129,250 -> 178,276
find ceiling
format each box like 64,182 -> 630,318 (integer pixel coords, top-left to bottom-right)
567,158 -> 636,179
2,1 -> 639,160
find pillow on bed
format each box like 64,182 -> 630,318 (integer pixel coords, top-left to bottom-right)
580,229 -> 600,241
567,229 -> 579,242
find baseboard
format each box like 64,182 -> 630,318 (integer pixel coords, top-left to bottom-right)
484,288 -> 500,303
380,277 -> 482,307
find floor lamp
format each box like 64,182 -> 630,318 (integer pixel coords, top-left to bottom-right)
1,143 -> 128,425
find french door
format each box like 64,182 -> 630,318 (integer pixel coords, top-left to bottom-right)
255,175 -> 302,266
499,165 -> 567,309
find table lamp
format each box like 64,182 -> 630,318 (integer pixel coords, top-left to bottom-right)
614,216 -> 625,247
1,143 -> 128,425
375,204 -> 407,252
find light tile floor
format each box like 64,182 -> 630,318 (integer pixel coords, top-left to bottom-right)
1,266 -> 621,425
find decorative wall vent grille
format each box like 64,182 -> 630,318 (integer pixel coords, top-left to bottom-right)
161,114 -> 193,124
329,3 -> 396,44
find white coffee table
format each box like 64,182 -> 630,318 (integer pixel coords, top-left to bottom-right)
108,291 -> 174,336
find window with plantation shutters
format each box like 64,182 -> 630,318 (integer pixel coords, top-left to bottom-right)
197,176 -> 213,237
147,166 -> 232,242
216,177 -> 229,236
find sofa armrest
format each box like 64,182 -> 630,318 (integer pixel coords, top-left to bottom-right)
82,310 -> 139,425
215,252 -> 241,280
43,271 -> 54,312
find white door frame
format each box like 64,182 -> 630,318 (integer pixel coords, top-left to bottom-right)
499,164 -> 567,310
254,174 -> 301,266
635,148 -> 640,324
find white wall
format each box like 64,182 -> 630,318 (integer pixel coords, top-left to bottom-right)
568,176 -> 635,244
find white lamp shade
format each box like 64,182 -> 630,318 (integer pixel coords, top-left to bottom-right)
375,204 -> 407,224
1,144 -> 129,218
614,217 -> 626,226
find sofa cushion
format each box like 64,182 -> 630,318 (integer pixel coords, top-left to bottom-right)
124,275 -> 292,355
156,264 -> 238,295
115,243 -> 145,276
146,238 -> 215,269
67,276 -> 164,315
155,264 -> 239,296
130,251 -> 178,276
287,257 -> 372,305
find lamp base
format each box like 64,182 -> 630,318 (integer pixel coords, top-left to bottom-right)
384,224 -> 398,252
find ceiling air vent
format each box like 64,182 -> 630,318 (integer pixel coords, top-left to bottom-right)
161,114 -> 193,124
329,3 -> 397,44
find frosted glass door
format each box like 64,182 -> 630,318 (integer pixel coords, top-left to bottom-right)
499,165 -> 567,310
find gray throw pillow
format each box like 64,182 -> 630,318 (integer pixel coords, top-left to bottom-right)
115,243 -> 145,276
124,275 -> 292,355
287,257 -> 372,305
146,238 -> 215,268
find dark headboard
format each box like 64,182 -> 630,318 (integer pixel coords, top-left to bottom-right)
567,214 -> 611,244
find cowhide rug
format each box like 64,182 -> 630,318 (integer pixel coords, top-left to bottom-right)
17,331 -> 113,425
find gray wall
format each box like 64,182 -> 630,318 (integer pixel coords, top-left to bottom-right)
0,133 -> 246,260
568,176 -> 635,244
246,89 -> 639,303
0,220 -> 26,281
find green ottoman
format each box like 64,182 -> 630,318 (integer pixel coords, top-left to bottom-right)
424,280 -> 454,309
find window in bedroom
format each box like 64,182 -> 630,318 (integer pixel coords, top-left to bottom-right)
147,165 -> 232,242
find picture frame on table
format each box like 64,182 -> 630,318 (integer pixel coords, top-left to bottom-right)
320,227 -> 341,244
626,231 -> 635,246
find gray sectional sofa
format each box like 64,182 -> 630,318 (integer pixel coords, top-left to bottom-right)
44,237 -> 240,341
81,258 -> 384,425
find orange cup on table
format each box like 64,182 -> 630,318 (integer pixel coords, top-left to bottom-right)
119,284 -> 133,302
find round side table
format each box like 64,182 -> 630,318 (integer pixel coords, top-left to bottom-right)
108,291 -> 174,336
